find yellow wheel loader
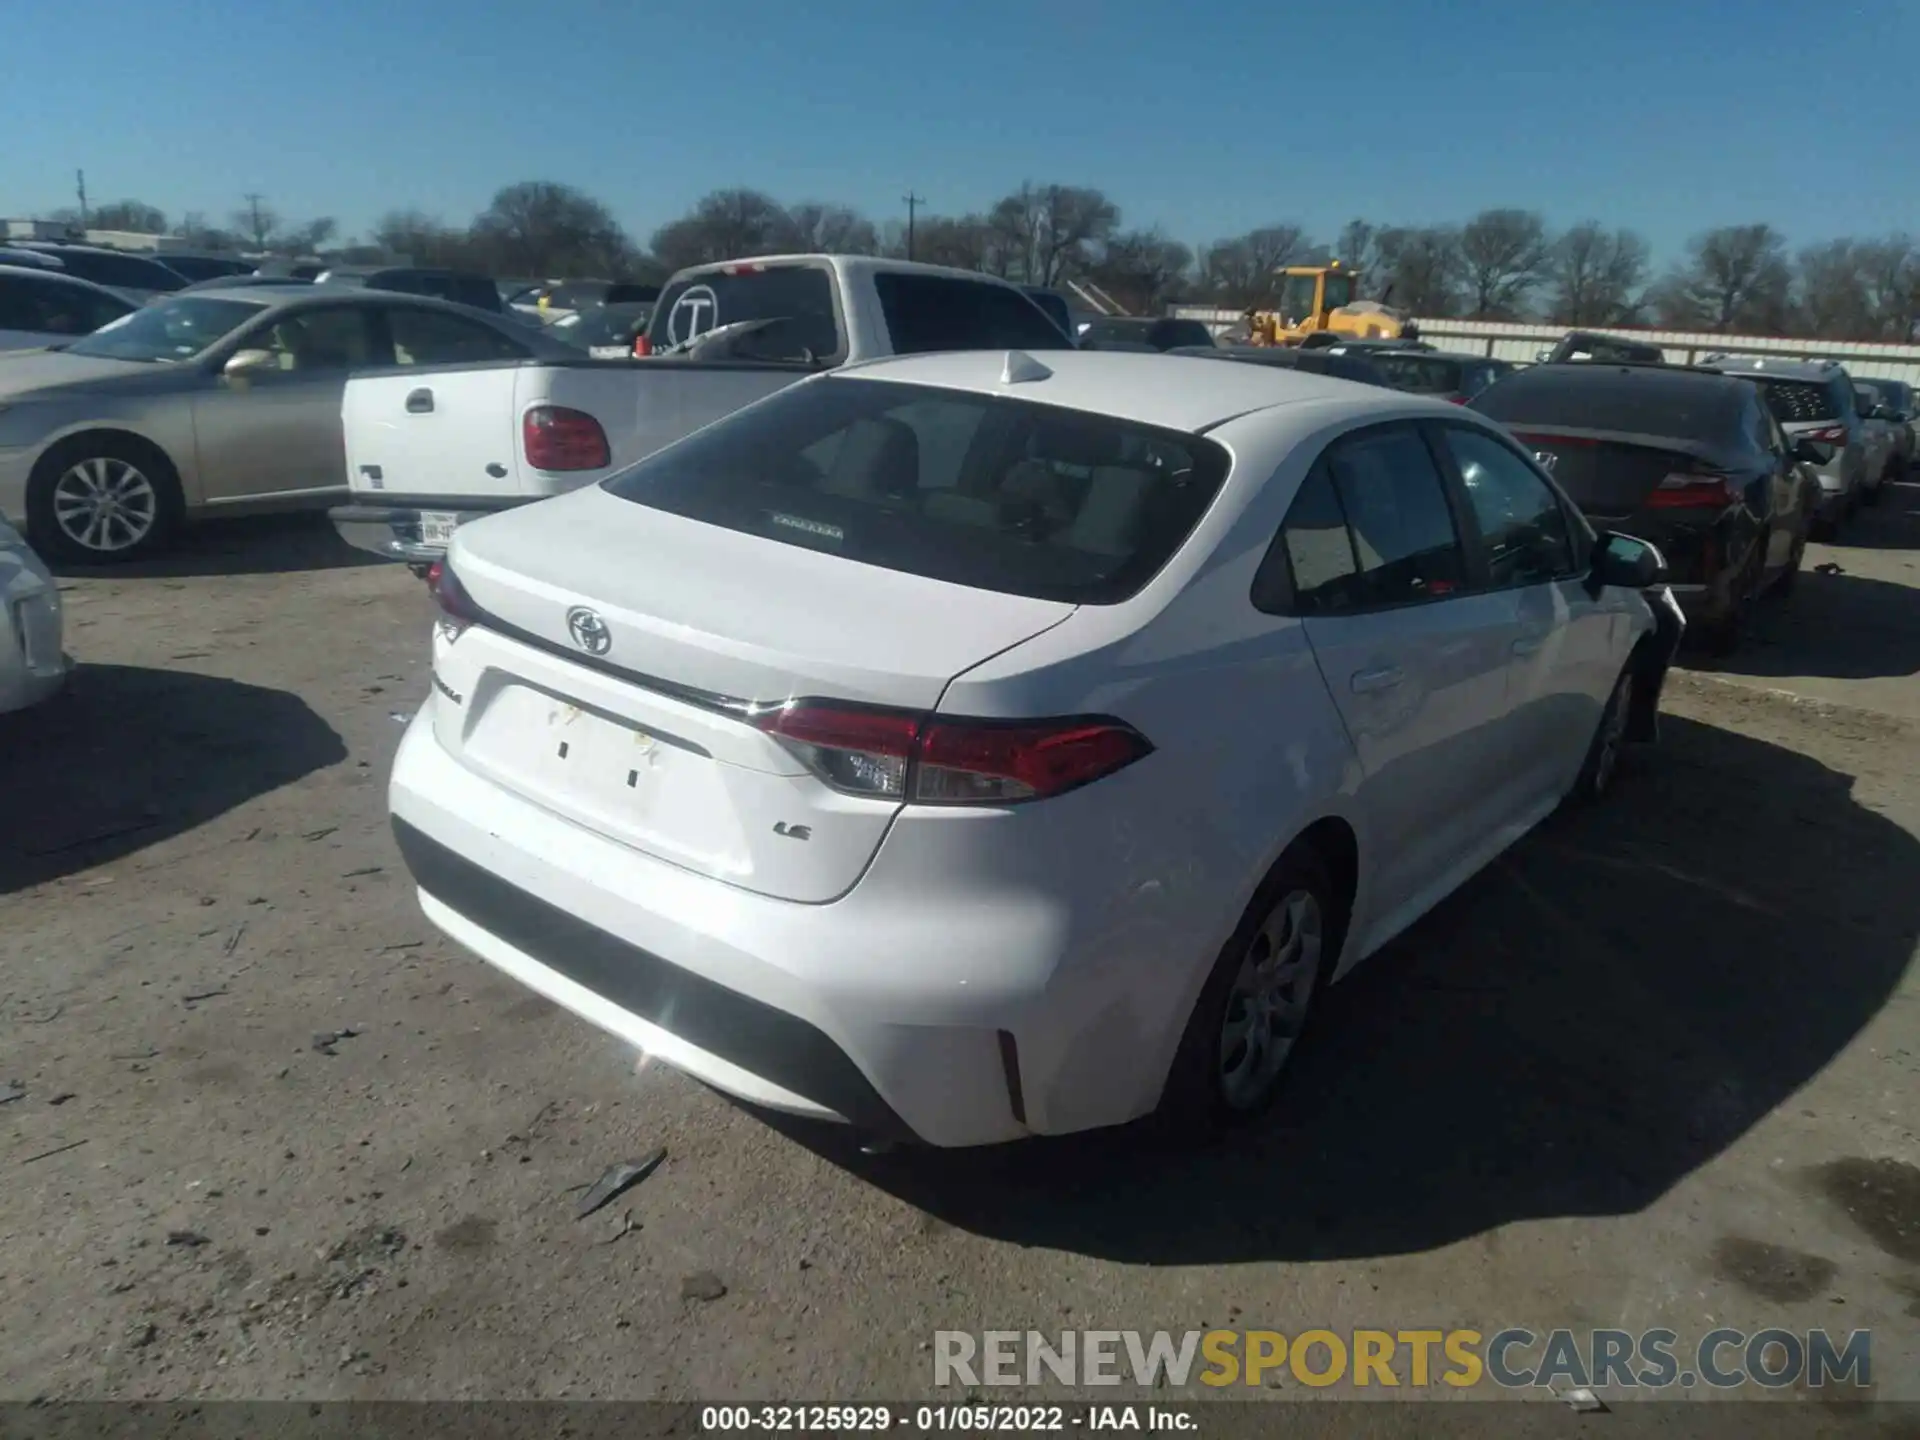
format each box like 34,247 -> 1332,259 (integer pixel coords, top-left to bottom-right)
1242,260 -> 1417,347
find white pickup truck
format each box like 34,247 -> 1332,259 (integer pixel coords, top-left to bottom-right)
330,254 -> 1076,567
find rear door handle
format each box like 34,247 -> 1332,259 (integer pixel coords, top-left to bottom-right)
1350,665 -> 1404,694
405,387 -> 434,414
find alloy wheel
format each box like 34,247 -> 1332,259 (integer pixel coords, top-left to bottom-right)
52,457 -> 158,554
1218,888 -> 1323,1110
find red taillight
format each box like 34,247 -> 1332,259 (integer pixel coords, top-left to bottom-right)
1647,472 -> 1738,509
632,335 -> 653,357
523,405 -> 611,471
426,559 -> 480,634
750,702 -> 1152,805
1447,395 -> 1468,404
1802,424 -> 1846,444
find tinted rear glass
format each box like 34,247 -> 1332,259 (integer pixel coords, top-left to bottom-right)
647,264 -> 840,360
1745,377 -> 1841,424
605,282 -> 661,305
1025,290 -> 1072,335
1473,370 -> 1741,442
1371,354 -> 1462,393
602,377 -> 1229,605
1082,319 -> 1154,345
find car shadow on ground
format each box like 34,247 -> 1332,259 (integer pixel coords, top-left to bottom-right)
0,663 -> 346,895
762,713 -> 1917,1263
1687,565 -> 1920,682
48,512 -> 382,580
1827,475 -> 1920,552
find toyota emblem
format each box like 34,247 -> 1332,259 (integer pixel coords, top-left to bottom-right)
566,606 -> 611,656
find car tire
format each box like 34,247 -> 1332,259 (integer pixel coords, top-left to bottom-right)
1569,662 -> 1636,804
1159,845 -> 1344,1133
27,435 -> 182,566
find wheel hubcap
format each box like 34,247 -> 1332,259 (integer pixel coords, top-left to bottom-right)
53,457 -> 157,553
1218,888 -> 1323,1111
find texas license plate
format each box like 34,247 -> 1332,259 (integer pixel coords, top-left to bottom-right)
418,511 -> 462,545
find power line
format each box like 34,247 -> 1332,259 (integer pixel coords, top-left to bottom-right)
902,191 -> 925,262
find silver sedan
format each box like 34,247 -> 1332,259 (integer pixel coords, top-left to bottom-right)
0,286 -> 570,563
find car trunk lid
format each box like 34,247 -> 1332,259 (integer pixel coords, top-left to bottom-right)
431,485 -> 1075,902
1510,426 -> 1728,521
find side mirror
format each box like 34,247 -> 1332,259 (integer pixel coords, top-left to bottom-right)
223,348 -> 277,380
1793,438 -> 1834,465
1588,531 -> 1667,595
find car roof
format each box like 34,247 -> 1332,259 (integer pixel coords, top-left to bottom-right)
1491,360 -> 1751,403
0,262 -> 124,297
830,348 -> 1448,432
662,253 -> 1031,289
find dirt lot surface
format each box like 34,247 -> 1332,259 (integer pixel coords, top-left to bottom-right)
3,490 -> 1918,1414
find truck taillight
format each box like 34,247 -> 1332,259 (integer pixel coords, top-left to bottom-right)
632,335 -> 652,357
750,702 -> 1153,805
523,405 -> 611,471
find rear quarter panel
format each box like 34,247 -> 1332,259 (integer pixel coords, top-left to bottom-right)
936,399 -> 1422,1111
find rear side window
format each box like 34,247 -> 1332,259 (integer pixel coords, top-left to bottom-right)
648,264 -> 841,361
386,307 -> 527,365
603,377 -> 1227,604
876,274 -> 1075,355
1324,427 -> 1467,606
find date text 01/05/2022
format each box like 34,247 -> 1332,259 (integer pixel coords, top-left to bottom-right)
698,1405 -> 1197,1432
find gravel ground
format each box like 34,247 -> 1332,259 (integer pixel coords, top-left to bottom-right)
2,493 -> 1917,1412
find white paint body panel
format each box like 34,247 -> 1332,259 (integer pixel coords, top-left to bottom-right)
0,524 -> 67,713
390,351 -> 1656,1146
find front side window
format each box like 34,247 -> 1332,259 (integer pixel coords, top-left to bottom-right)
247,307 -> 383,372
603,377 -> 1227,605
1439,426 -> 1579,587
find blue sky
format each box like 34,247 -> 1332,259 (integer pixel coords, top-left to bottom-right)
4,0 -> 1915,266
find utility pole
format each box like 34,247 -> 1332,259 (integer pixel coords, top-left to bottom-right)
75,170 -> 89,231
243,192 -> 267,249
902,191 -> 925,262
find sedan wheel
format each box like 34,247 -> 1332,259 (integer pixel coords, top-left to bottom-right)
28,441 -> 180,564
53,457 -> 159,555
1217,889 -> 1324,1112
1571,665 -> 1634,803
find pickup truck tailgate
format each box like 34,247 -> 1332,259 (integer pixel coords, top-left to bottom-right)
344,365 -> 522,502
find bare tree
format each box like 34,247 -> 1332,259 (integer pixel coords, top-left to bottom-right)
649,189 -> 798,272
471,181 -> 635,278
785,202 -> 879,255
1336,219 -> 1376,277
1853,236 -> 1916,340
1372,225 -> 1462,316
1546,221 -> 1649,326
986,183 -> 1119,286
52,199 -> 168,234
1197,225 -> 1310,306
1797,239 -> 1872,340
1458,208 -> 1550,318
175,212 -> 244,251
270,216 -> 337,255
885,213 -> 993,271
232,200 -> 280,250
372,209 -> 472,268
1658,224 -> 1794,332
1092,229 -> 1194,312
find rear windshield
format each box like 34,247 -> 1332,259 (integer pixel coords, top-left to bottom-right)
1745,377 -> 1842,424
602,377 -> 1230,605
1082,319 -> 1154,346
1371,353 -> 1463,394
646,263 -> 840,361
1472,370 -> 1740,443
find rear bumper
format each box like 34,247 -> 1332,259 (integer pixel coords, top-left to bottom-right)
330,497 -> 526,566
387,710 -> 1202,1147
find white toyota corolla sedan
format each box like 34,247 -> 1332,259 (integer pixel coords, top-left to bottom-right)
389,349 -> 1681,1147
